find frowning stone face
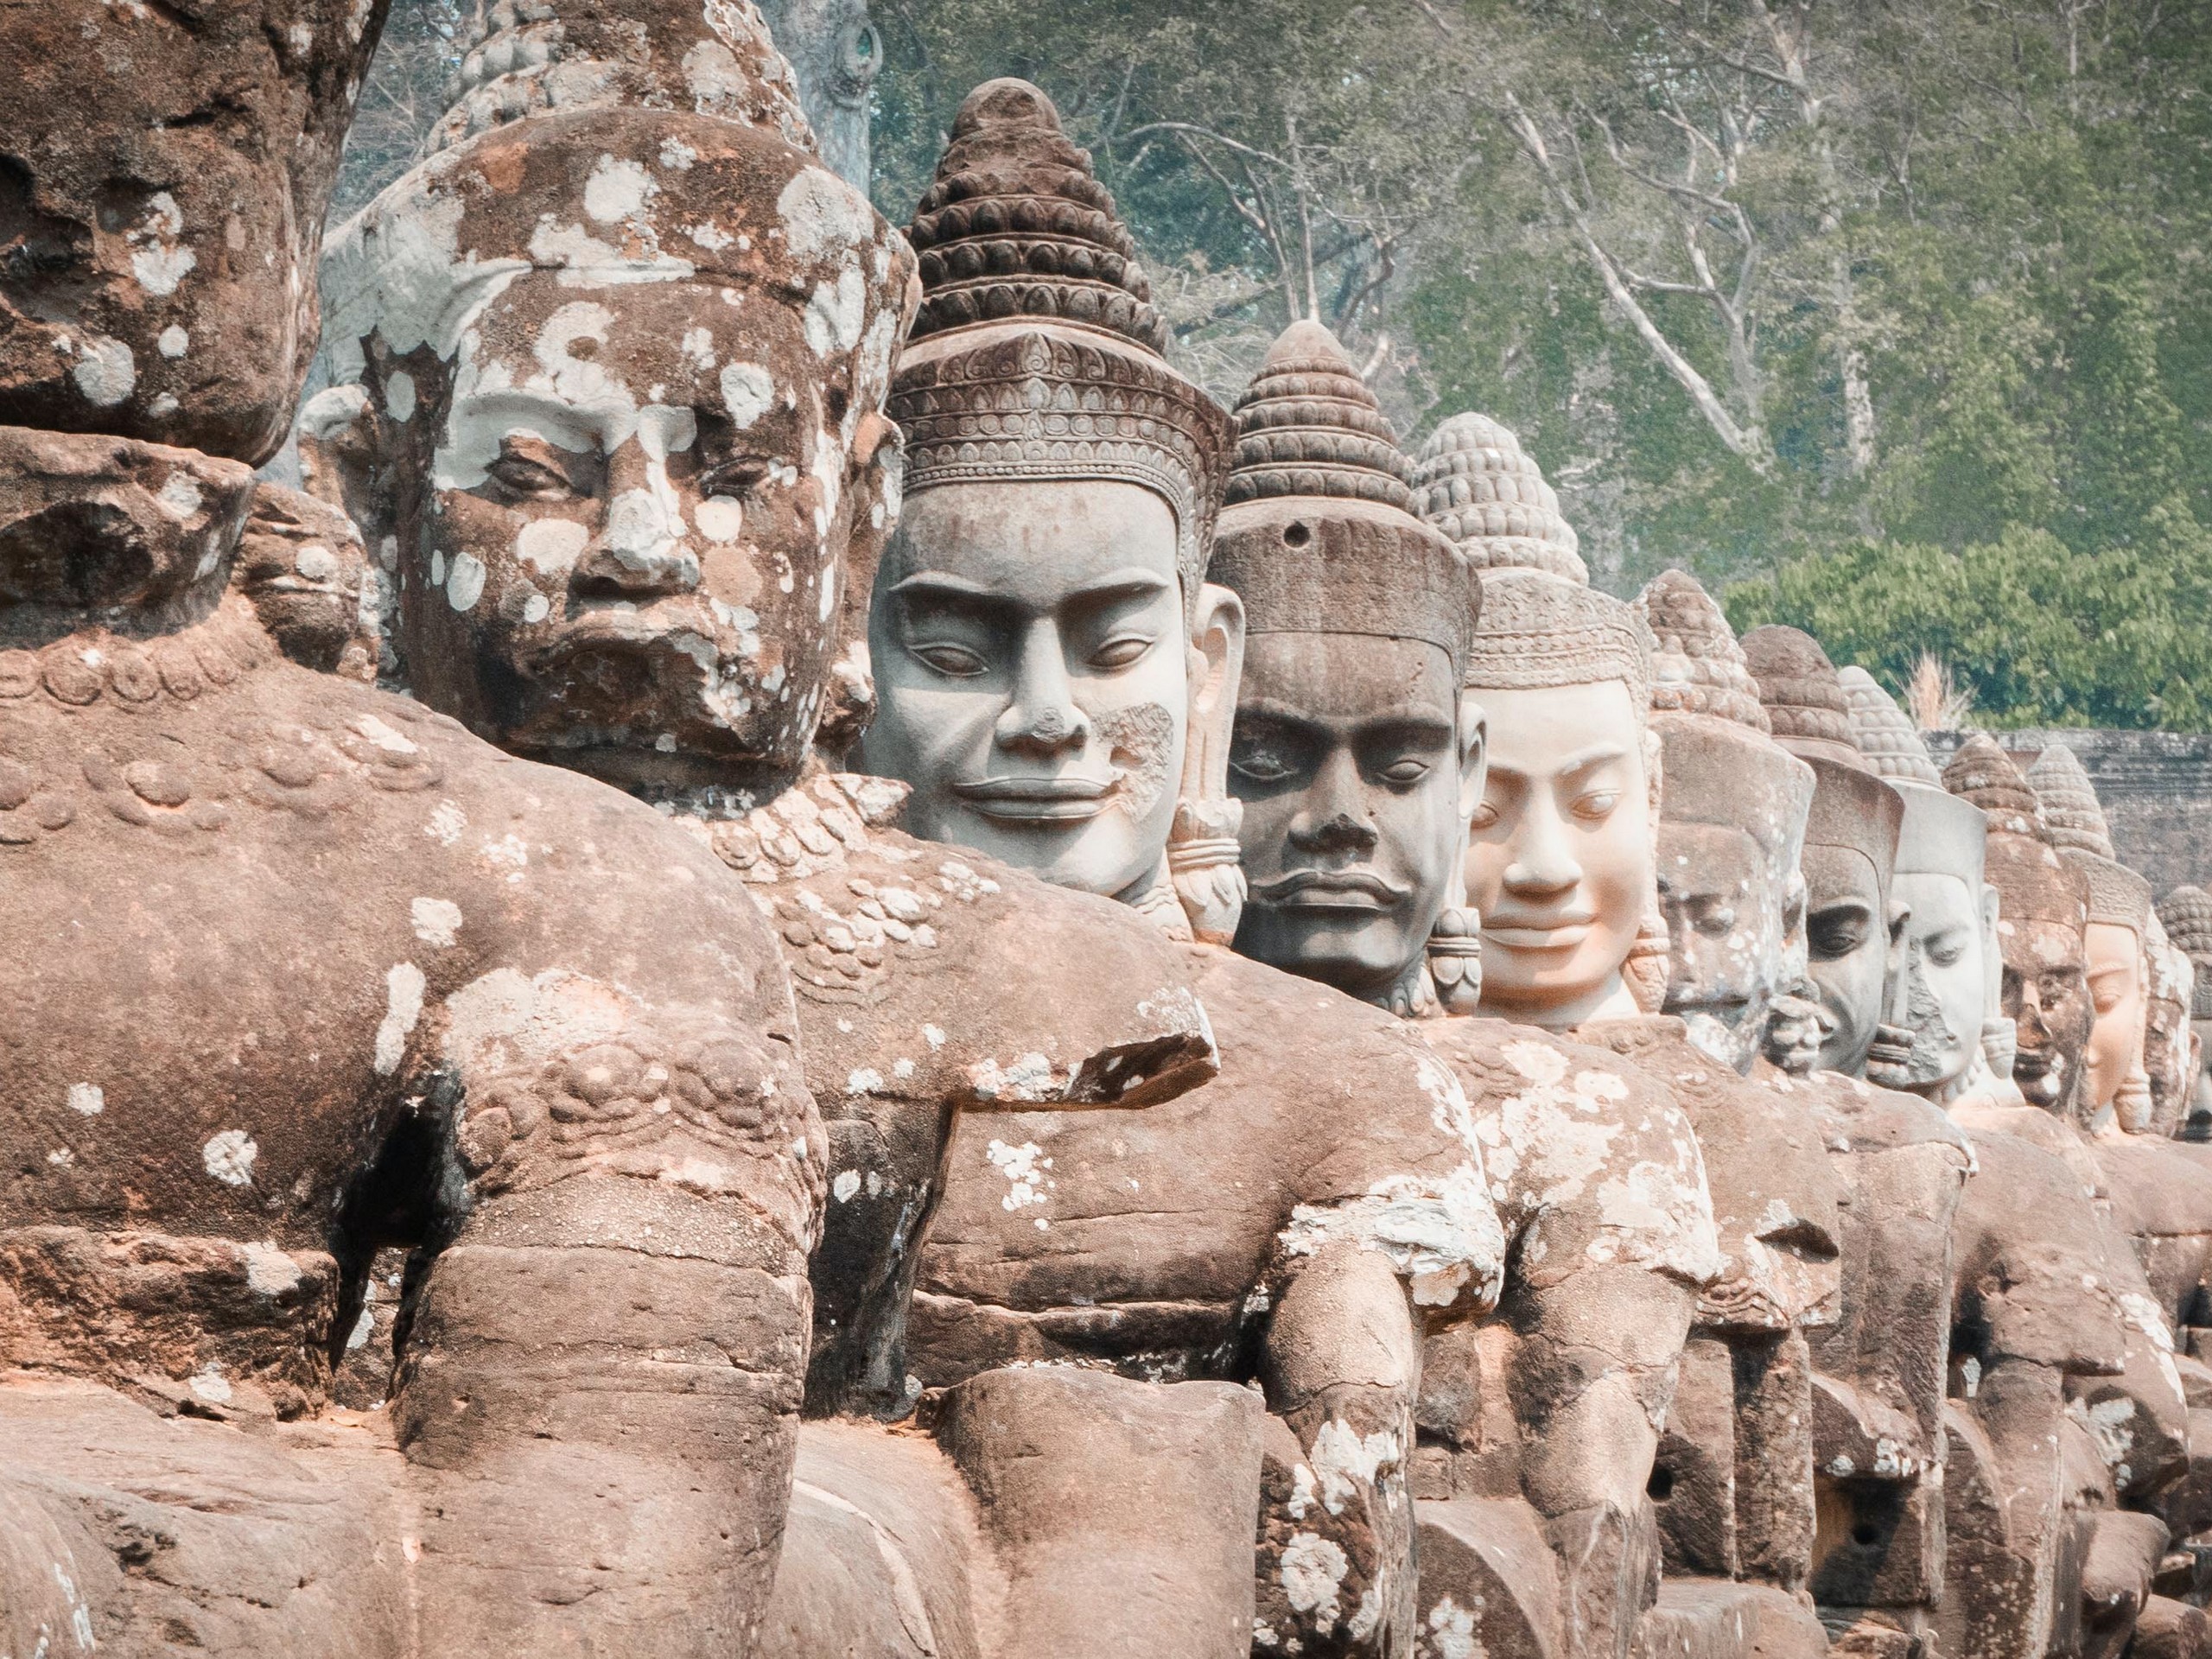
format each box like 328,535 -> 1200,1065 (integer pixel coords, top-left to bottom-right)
1230,631 -> 1471,1003
859,478 -> 1195,901
394,274 -> 863,794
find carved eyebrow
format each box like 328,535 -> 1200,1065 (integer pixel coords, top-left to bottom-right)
450,391 -> 598,453
1486,742 -> 1631,783
887,568 -> 1176,614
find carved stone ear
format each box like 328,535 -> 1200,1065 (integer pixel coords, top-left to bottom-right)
1457,692 -> 1488,824
1168,582 -> 1248,945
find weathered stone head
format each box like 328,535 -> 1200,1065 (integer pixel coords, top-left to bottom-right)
2031,742 -> 2154,1127
1742,625 -> 1904,1077
1945,734 -> 2094,1116
1210,321 -> 1478,1013
1838,671 -> 1995,1102
1636,572 -> 1815,1073
2142,910 -> 2196,1136
311,0 -> 914,804
0,0 -> 389,465
1411,413 -> 1662,1028
861,79 -> 1240,935
2156,885 -> 2212,1137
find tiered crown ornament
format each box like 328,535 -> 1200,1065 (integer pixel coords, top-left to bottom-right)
2158,886 -> 2212,1020
1639,570 -> 1771,734
427,0 -> 816,160
1944,734 -> 2048,840
891,79 -> 1228,613
1413,413 -> 1667,1009
1839,667 -> 1945,787
1408,412 -> 1586,582
1741,626 -> 1863,769
2027,744 -> 2149,932
1211,321 -> 1478,1015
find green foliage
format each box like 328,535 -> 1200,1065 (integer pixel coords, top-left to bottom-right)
869,0 -> 2212,728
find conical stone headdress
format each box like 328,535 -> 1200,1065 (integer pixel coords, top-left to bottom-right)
1944,734 -> 2047,841
1408,412 -> 1586,582
2157,886 -> 2212,1019
1741,625 -> 1861,767
1637,569 -> 1770,734
1412,413 -> 1646,705
1209,321 -> 1471,669
2028,744 -> 2149,931
889,79 -> 1230,610
1839,667 -> 1944,788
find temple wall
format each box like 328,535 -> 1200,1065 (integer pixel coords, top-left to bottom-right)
757,0 -> 877,184
1926,728 -> 2212,895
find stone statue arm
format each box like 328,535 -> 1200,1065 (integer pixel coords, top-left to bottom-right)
385,793 -> 823,1653
1255,1240 -> 1427,1654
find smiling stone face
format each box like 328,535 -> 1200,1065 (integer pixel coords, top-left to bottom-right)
859,478 -> 1192,899
396,272 -> 859,793
1464,678 -> 1652,1025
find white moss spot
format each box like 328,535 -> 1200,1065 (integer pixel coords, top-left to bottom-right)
374,963 -> 428,1076
157,325 -> 189,359
66,1083 -> 104,1116
202,1129 -> 258,1186
410,897 -> 463,948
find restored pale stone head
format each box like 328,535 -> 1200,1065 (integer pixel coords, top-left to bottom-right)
2031,742 -> 2153,1126
1946,734 -> 2095,1116
1211,322 -> 1479,1013
860,80 -> 1240,932
1412,414 -> 1659,1029
1637,573 -> 1815,1073
0,0 -> 386,465
1839,671 -> 1994,1102
2157,886 -> 2212,1138
1742,626 -> 1904,1077
312,0 -> 914,804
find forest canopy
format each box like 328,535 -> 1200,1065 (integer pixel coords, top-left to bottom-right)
343,0 -> 2212,729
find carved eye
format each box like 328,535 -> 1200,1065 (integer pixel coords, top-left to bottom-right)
1694,906 -> 1737,938
487,453 -> 576,499
1468,800 -> 1502,832
701,455 -> 773,499
1928,939 -> 1967,969
1378,758 -> 1431,785
1229,738 -> 1294,785
1571,790 -> 1619,823
1808,912 -> 1870,960
1090,633 -> 1155,671
912,642 -> 988,677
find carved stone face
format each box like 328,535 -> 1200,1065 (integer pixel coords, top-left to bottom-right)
1802,845 -> 1891,1075
1891,872 -> 1989,1093
860,479 -> 1198,900
2002,918 -> 2094,1114
1657,822 -> 1794,1071
2145,967 -> 2194,1134
385,272 -> 871,797
1463,680 -> 1650,1026
2083,921 -> 2149,1116
1229,632 -> 1476,1002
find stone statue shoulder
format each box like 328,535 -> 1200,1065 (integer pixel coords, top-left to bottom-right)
1777,1067 -> 1977,1167
1414,1014 -> 1722,1294
906,945 -> 1512,1389
1573,1014 -> 1845,1336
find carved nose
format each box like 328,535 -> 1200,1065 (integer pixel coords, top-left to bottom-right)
1291,812 -> 1379,855
574,441 -> 700,598
995,620 -> 1089,759
1503,806 -> 1580,894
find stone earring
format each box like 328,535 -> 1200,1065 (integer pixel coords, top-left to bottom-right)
1168,796 -> 1247,946
1427,906 -> 1483,1015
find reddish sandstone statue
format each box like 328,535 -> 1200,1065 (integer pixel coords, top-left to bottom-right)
2,3 -> 838,1655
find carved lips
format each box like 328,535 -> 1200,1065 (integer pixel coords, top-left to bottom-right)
1250,868 -> 1409,912
950,773 -> 1122,823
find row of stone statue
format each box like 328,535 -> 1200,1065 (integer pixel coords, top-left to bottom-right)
3,3 -> 2210,1657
